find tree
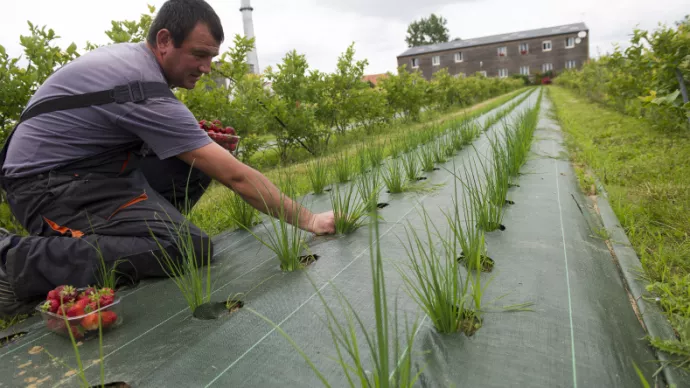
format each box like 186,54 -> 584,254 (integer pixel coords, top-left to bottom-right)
405,13 -> 450,48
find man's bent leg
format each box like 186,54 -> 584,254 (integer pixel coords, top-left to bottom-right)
0,170 -> 212,318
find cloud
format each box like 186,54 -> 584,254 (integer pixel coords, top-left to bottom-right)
1,0 -> 688,77
307,0 -> 476,22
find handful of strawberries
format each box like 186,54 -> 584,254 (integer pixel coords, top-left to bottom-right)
39,285 -> 120,339
199,119 -> 240,153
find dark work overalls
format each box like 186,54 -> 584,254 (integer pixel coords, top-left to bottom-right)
0,81 -> 213,312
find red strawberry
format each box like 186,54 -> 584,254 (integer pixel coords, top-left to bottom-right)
212,119 -> 222,126
99,287 -> 115,296
47,289 -> 60,301
41,299 -> 59,313
81,313 -> 100,331
56,303 -> 70,317
229,136 -> 239,145
199,119 -> 207,127
99,294 -> 115,308
100,311 -> 118,328
66,302 -> 85,317
229,143 -> 237,152
58,285 -> 77,304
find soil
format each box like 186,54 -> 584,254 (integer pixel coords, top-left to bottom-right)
415,177 -> 427,181
376,203 -> 389,209
505,200 -> 515,205
226,299 -> 245,314
508,183 -> 520,188
299,254 -> 320,266
433,168 -> 441,171
89,382 -> 131,388
457,309 -> 483,336
479,222 -> 507,232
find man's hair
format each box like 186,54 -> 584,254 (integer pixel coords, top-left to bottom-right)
147,0 -> 224,48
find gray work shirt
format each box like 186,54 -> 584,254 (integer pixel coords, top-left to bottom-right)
2,42 -> 212,178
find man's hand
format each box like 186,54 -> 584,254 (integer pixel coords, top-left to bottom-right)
307,211 -> 336,235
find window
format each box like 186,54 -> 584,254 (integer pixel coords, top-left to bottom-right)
520,66 -> 530,75
497,46 -> 507,57
411,58 -> 418,68
519,43 -> 529,55
454,52 -> 463,62
542,41 -> 552,51
432,55 -> 440,66
479,71 -> 487,77
498,69 -> 508,78
566,37 -> 575,48
542,63 -> 553,72
565,60 -> 577,69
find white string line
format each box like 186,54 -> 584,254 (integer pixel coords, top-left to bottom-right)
553,121 -> 578,387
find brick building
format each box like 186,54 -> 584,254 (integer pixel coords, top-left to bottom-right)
396,22 -> 589,80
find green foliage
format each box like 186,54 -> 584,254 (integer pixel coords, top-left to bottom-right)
379,66 -> 428,121
554,17 -> 690,131
405,13 -> 451,47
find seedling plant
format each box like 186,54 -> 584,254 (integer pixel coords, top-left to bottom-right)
334,152 -> 354,183
383,158 -> 406,194
330,183 -> 368,234
418,144 -> 436,172
395,206 -> 484,335
402,151 -> 421,181
242,185 -> 311,271
356,168 -> 382,212
307,158 -> 330,195
227,191 -> 261,229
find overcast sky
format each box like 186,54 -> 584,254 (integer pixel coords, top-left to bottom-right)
1,0 -> 688,75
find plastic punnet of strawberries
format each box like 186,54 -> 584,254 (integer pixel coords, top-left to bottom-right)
38,285 -> 120,339
199,119 -> 240,154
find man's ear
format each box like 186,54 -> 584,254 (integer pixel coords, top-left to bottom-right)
156,29 -> 174,53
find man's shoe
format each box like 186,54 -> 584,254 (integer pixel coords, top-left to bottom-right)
0,228 -> 37,320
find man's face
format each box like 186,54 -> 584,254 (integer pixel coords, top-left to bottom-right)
157,22 -> 220,89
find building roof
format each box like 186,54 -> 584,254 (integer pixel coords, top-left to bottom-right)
361,73 -> 389,86
397,22 -> 588,57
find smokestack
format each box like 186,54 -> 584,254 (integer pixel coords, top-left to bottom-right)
240,0 -> 259,74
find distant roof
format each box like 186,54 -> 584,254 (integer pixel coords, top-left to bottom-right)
398,22 -> 588,57
362,73 -> 389,86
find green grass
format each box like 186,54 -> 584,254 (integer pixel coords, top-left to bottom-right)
549,85 -> 690,370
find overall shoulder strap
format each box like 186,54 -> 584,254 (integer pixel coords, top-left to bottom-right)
17,81 -> 175,125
